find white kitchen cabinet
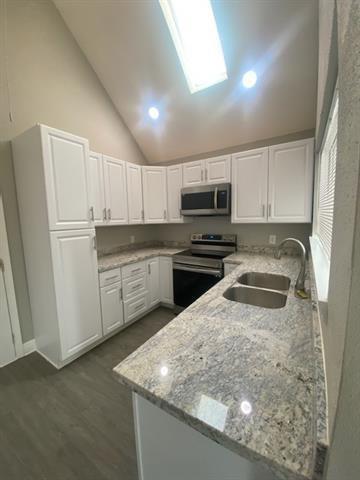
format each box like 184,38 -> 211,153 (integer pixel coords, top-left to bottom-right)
182,160 -> 205,187
123,273 -> 147,301
41,125 -> 93,230
146,257 -> 160,308
50,229 -> 102,360
142,166 -> 167,223
124,293 -> 148,324
231,148 -> 268,223
89,151 -> 106,225
103,155 -> 128,225
205,155 -> 231,184
268,139 -> 314,223
100,281 -> 124,335
167,164 -> 184,223
159,256 -> 174,305
127,162 -> 144,224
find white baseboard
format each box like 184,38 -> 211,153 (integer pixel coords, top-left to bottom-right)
23,339 -> 36,356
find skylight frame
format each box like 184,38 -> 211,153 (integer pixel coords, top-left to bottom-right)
159,0 -> 228,94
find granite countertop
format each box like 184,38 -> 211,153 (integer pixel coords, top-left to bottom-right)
113,253 -> 320,480
97,246 -> 184,272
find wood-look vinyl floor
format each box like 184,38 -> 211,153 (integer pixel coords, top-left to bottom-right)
0,307 -> 175,480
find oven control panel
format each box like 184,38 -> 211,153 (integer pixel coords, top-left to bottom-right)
191,233 -> 236,244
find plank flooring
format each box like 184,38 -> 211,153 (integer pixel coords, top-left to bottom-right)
0,307 -> 175,480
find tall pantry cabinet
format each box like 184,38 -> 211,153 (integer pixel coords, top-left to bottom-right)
12,125 -> 102,368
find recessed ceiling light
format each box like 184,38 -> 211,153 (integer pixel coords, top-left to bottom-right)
159,0 -> 227,94
148,106 -> 160,120
242,70 -> 257,89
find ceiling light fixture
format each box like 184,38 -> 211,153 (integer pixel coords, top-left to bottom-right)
242,70 -> 257,89
159,0 -> 227,94
148,106 -> 160,120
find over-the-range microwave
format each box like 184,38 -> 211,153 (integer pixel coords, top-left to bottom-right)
180,183 -> 231,216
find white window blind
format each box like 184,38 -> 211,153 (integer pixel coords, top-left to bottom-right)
316,94 -> 338,260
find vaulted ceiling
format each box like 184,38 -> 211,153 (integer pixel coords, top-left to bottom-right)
54,0 -> 318,164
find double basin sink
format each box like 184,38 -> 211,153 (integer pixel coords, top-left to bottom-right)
223,272 -> 291,309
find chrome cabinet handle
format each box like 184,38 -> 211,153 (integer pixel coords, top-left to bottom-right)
268,204 -> 271,217
141,209 -> 144,221
90,206 -> 95,221
148,264 -> 151,274
108,208 -> 111,220
103,208 -> 107,221
0,258 -> 4,272
205,169 -> 208,182
105,274 -> 119,282
214,187 -> 218,210
131,283 -> 142,291
163,210 -> 167,220
93,236 -> 97,250
119,288 -> 122,301
131,267 -> 142,273
262,204 -> 265,217
134,303 -> 144,311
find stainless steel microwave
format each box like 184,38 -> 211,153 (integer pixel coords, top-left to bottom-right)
180,183 -> 231,216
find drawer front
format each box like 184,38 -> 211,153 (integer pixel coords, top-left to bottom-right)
124,293 -> 148,323
99,268 -> 121,287
123,273 -> 147,301
122,261 -> 146,280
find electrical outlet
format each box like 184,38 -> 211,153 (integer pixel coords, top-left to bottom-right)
130,235 -> 135,244
269,235 -> 277,245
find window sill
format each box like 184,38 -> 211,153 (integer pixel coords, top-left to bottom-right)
310,236 -> 330,307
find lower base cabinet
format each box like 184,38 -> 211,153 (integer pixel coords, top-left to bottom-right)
99,255 -> 174,333
100,281 -> 124,335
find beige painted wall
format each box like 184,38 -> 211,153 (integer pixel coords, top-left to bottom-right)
155,219 -> 311,249
322,1 -> 360,476
96,225 -> 158,253
0,0 -> 146,164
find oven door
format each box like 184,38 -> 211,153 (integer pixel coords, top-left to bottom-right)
173,263 -> 223,310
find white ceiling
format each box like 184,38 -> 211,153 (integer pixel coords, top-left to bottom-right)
54,0 -> 318,164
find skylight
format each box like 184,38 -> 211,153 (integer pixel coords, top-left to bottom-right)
159,0 -> 228,94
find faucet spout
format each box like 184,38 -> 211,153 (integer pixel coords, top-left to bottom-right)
274,238 -> 307,296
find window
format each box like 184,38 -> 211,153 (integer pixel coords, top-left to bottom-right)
159,0 -> 227,94
311,89 -> 338,302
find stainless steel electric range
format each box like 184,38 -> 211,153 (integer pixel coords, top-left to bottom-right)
173,233 -> 237,312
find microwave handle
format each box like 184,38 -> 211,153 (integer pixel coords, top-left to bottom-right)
214,187 -> 218,210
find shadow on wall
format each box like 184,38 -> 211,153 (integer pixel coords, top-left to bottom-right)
0,141 -> 33,342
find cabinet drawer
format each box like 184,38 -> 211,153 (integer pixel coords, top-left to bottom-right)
123,273 -> 147,301
99,268 -> 121,287
122,261 -> 146,280
124,293 -> 148,323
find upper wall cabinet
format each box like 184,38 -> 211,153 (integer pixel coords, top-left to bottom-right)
167,164 -> 184,223
268,139 -> 314,223
205,155 -> 231,184
127,163 -> 144,224
182,156 -> 231,187
142,166 -> 167,223
41,126 -> 93,230
89,151 -> 106,225
103,155 -> 128,225
231,139 -> 314,224
231,148 -> 268,223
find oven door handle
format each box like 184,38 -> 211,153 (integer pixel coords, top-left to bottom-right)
173,264 -> 222,277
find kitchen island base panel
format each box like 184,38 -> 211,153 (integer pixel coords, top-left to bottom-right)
133,393 -> 279,480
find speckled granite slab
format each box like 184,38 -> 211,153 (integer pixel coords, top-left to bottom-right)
97,247 -> 184,272
114,253 -> 319,480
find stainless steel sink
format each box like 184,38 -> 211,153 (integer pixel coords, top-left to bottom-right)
238,272 -> 290,291
223,285 -> 287,309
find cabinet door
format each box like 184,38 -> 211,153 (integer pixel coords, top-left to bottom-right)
41,125 -> 92,230
142,167 -> 167,224
103,155 -> 128,225
127,163 -> 144,224
89,152 -> 106,225
167,165 -> 184,223
100,281 -> 124,335
146,257 -> 160,308
205,155 -> 231,184
159,256 -> 174,305
50,229 -> 102,360
268,139 -> 314,223
182,160 -> 205,187
231,148 -> 268,223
